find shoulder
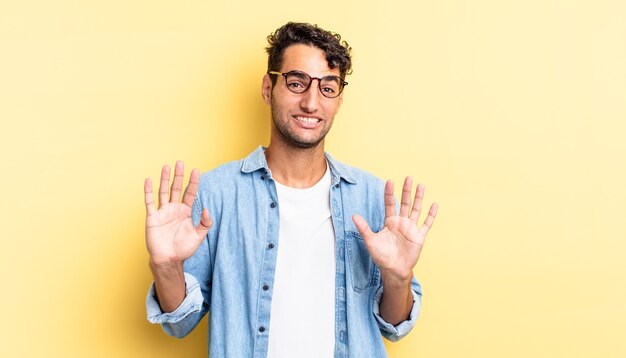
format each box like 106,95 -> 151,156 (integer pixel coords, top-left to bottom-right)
196,159 -> 247,197
326,153 -> 385,190
200,160 -> 243,181
346,163 -> 385,186
328,156 -> 388,231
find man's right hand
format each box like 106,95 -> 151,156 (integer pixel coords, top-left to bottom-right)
144,161 -> 212,267
144,161 -> 212,312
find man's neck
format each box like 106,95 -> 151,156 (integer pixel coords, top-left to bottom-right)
265,142 -> 328,189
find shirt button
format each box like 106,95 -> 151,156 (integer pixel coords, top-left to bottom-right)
270,202 -> 276,208
261,176 -> 265,180
259,326 -> 266,333
262,284 -> 269,291
268,243 -> 275,249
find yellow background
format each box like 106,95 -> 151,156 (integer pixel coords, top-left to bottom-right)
1,0 -> 625,357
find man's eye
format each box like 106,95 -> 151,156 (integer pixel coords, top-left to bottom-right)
322,86 -> 336,94
288,82 -> 305,88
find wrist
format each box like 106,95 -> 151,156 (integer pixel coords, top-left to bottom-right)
149,259 -> 184,277
149,259 -> 186,313
380,269 -> 412,289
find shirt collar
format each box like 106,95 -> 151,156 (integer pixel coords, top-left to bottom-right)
240,145 -> 357,185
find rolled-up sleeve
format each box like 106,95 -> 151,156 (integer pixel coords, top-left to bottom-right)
146,272 -> 205,338
372,277 -> 422,342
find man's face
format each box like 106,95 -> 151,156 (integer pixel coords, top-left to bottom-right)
262,44 -> 343,149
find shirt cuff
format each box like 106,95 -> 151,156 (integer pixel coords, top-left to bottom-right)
146,272 -> 204,324
372,285 -> 422,342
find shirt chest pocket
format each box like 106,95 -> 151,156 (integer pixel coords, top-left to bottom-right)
346,231 -> 380,292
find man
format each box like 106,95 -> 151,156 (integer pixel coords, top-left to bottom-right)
144,22 -> 438,357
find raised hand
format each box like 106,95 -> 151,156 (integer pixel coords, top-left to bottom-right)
144,161 -> 212,267
352,177 -> 438,283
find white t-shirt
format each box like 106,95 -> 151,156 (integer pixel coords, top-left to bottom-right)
267,164 -> 336,358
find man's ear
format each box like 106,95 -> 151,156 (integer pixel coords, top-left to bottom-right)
261,74 -> 272,105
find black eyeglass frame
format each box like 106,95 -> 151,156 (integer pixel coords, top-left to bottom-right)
268,70 -> 348,98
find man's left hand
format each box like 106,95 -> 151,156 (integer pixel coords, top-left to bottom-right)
352,177 -> 438,285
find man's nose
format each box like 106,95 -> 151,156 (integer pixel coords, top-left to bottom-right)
299,80 -> 321,112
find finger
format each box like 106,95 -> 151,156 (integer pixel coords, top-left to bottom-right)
158,164 -> 171,209
182,168 -> 201,207
195,208 -> 213,238
384,180 -> 396,219
418,202 -> 439,236
170,160 -> 184,203
352,214 -> 375,240
144,178 -> 156,215
409,183 -> 425,222
399,176 -> 413,217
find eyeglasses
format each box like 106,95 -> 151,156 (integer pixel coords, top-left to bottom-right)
269,70 -> 348,99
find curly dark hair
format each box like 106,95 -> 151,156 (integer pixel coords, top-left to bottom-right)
266,22 -> 352,85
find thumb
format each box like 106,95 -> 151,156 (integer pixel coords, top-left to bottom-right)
195,208 -> 213,238
352,214 -> 374,240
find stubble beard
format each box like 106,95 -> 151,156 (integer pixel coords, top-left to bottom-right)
270,99 -> 331,150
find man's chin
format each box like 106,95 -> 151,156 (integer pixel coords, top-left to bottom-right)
288,138 -> 324,149
283,133 -> 326,149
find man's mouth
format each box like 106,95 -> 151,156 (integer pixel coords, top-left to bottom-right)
295,116 -> 321,124
295,116 -> 320,125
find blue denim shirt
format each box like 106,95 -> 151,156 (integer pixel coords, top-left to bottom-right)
146,146 -> 422,357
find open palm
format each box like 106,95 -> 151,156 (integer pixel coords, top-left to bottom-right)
352,177 -> 438,281
144,161 -> 212,266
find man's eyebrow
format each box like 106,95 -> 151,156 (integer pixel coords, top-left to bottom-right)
288,70 -> 309,79
321,75 -> 341,83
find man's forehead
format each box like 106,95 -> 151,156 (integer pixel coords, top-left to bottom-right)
280,44 -> 340,77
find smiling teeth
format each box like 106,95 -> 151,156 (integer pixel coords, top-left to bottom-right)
296,116 -> 319,124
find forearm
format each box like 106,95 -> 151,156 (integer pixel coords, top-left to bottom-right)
150,260 -> 187,313
378,272 -> 413,325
